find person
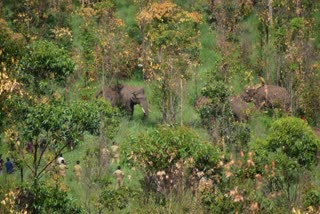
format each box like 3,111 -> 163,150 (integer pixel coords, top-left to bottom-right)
57,154 -> 65,165
111,141 -> 120,164
113,166 -> 125,189
58,159 -> 67,177
73,160 -> 82,182
5,158 -> 14,174
0,154 -> 4,174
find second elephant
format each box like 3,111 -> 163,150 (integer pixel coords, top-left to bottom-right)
229,95 -> 250,122
241,84 -> 291,112
96,85 -> 149,119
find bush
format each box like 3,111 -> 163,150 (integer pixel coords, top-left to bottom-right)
122,125 -> 220,173
303,189 -> 320,209
99,185 -> 138,212
267,117 -> 319,168
15,184 -> 83,214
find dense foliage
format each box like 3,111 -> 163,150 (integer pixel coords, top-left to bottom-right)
0,0 -> 320,213
123,125 -> 220,173
267,117 -> 319,168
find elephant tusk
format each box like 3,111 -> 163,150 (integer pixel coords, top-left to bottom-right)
141,106 -> 146,114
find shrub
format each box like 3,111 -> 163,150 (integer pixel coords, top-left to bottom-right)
267,117 -> 319,168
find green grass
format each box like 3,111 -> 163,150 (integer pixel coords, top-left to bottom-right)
199,23 -> 220,78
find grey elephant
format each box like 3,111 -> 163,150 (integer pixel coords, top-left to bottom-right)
229,95 -> 250,122
96,85 -> 149,119
241,84 -> 291,112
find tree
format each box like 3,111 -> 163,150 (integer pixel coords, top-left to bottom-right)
3,0 -> 73,39
137,1 -> 201,123
94,1 -> 139,81
21,39 -> 75,96
73,1 -> 138,87
255,0 -> 318,118
0,18 -> 26,132
4,98 -> 120,186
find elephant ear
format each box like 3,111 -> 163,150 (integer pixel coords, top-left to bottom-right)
132,88 -> 145,98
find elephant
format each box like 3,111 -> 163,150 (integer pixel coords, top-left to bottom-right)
241,84 -> 291,112
229,95 -> 250,122
96,85 -> 149,119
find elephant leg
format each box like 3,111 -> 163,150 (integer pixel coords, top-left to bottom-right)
129,101 -> 135,119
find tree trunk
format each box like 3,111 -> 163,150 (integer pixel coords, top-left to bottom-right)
20,167 -> 24,183
33,142 -> 38,186
268,0 -> 273,25
180,78 -> 183,126
296,0 -> 302,17
0,0 -> 3,17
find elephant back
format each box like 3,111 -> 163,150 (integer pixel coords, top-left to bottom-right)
120,86 -> 144,100
100,86 -> 121,106
256,85 -> 290,111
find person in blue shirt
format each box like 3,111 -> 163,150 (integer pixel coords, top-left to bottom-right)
5,158 -> 13,174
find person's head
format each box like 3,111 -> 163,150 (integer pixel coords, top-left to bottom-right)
76,160 -> 80,164
117,166 -> 121,170
112,141 -> 116,145
59,154 -> 63,157
6,158 -> 10,161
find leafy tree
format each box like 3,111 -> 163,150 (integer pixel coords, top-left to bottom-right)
94,1 -> 139,81
266,117 -> 319,168
255,0 -> 318,118
0,18 -> 26,132
5,98 -> 120,185
74,1 -> 138,86
137,1 -> 201,123
208,0 -> 253,37
21,39 -> 75,96
3,0 -> 73,39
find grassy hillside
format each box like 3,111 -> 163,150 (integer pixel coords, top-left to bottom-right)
1,1 -> 320,213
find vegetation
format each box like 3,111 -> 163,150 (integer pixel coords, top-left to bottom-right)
0,0 -> 320,213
